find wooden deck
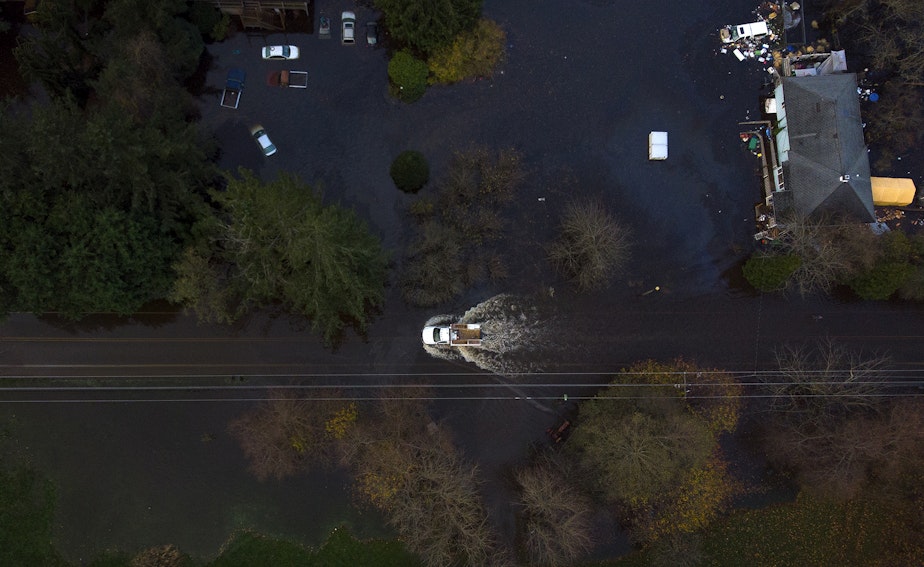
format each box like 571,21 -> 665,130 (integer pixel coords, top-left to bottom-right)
198,0 -> 310,30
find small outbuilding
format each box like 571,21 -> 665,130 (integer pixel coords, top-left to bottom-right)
648,131 -> 668,161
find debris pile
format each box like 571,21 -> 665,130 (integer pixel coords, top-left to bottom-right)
717,2 -> 785,72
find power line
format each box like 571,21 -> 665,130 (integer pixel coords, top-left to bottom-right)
2,392 -> 924,404
3,368 -> 924,378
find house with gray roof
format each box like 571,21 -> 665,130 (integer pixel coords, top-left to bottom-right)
771,70 -> 875,222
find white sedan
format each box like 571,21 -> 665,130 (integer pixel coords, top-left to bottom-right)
250,125 -> 277,156
262,45 -> 299,60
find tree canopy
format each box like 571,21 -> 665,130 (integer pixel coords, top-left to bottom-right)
0,0 -> 215,317
172,170 -> 389,345
375,0 -> 482,55
0,96 -> 212,317
568,360 -> 742,544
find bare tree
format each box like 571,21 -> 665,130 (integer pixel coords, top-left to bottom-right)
823,0 -> 924,164
761,340 -> 894,498
515,460 -> 593,567
401,147 -> 525,306
768,339 -> 886,420
547,200 -> 632,291
774,213 -> 877,296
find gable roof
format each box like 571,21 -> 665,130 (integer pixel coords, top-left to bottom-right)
779,74 -> 875,222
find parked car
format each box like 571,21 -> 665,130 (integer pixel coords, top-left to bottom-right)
262,45 -> 299,60
249,125 -> 277,156
366,21 -> 378,46
341,11 -> 355,45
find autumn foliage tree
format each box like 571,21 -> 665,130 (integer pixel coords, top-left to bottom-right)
339,394 -> 499,567
229,392 -> 355,482
427,18 -> 505,84
569,360 -> 742,544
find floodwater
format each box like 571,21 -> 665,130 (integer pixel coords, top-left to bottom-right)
7,0 -> 924,563
1,402 -> 390,562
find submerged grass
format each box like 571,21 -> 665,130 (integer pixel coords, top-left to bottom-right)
588,493 -> 924,567
1,464 -> 418,567
0,468 -> 66,567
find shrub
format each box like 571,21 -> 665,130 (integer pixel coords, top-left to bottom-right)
211,13 -> 232,42
401,221 -> 467,307
400,148 -> 525,306
390,151 -> 430,193
849,231 -> 915,300
850,261 -> 914,300
428,18 -> 505,84
742,253 -> 801,292
547,200 -> 631,291
387,51 -> 428,102
408,199 -> 435,221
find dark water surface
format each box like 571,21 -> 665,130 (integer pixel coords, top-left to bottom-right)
9,0 -> 916,562
2,402 -> 388,562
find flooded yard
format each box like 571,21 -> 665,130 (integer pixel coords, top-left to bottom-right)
0,0 -> 824,562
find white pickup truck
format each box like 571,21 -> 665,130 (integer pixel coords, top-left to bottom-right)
422,324 -> 482,347
720,21 -> 769,43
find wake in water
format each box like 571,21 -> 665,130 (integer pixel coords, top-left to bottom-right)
422,295 -> 553,378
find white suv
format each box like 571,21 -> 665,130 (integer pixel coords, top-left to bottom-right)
341,12 -> 356,44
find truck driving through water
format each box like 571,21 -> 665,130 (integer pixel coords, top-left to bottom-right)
422,323 -> 482,347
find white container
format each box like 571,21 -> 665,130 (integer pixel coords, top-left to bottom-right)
649,131 -> 668,161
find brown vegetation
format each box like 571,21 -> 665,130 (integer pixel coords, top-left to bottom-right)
338,393 -> 502,567
130,544 -> 186,567
402,148 -> 524,306
229,392 -> 349,482
773,213 -> 877,296
547,200 -> 631,291
823,0 -> 924,165
515,459 -> 593,567
760,340 -> 902,498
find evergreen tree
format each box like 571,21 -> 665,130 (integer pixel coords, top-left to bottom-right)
173,171 -> 389,345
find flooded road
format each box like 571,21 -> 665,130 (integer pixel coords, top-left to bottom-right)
5,0 -> 924,562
